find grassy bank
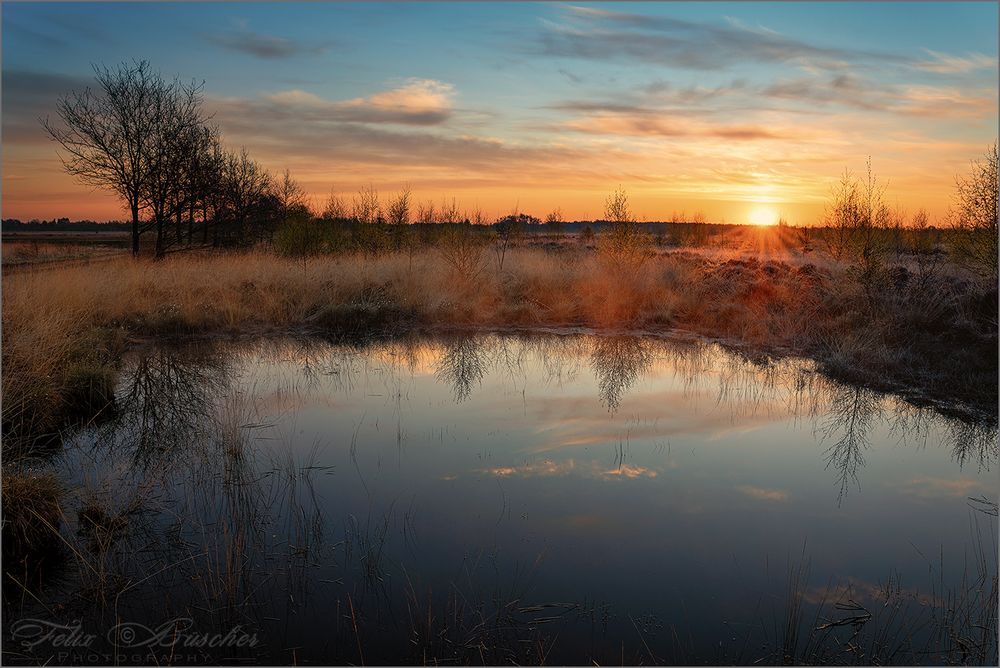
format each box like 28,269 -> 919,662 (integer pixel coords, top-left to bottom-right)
2,243 -> 997,451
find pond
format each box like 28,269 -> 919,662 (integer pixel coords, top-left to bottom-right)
4,332 -> 997,665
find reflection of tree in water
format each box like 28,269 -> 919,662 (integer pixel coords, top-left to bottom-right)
885,401 -> 997,475
105,347 -> 230,472
947,419 -> 998,471
435,336 -> 492,402
590,336 -> 653,412
61,347 -> 328,653
820,386 -> 882,502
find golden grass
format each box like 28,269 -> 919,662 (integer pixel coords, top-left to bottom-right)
1,245 -> 995,446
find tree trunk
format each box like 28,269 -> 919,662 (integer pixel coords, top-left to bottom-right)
131,202 -> 141,256
203,203 -> 210,245
155,214 -> 165,259
188,203 -> 195,244
175,207 -> 183,245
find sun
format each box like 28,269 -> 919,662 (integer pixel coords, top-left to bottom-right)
748,206 -> 778,226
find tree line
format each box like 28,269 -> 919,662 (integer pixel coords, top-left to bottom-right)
43,60 -> 297,257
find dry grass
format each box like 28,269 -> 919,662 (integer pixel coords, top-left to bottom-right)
1,469 -> 64,559
2,243 -> 995,448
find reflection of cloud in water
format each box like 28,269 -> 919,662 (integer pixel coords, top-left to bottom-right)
487,459 -> 578,478
601,464 -> 658,479
479,458 -> 659,481
897,476 -> 991,499
527,390 -> 790,454
737,485 -> 789,502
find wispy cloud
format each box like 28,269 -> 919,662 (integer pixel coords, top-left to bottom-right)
207,29 -> 331,59
538,5 -> 907,71
1,70 -> 93,145
208,88 -> 588,188
264,79 -> 455,126
562,113 -> 792,141
761,74 -> 997,119
915,50 -> 997,74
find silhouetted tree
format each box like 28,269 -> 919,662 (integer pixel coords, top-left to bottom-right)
43,60 -> 202,256
321,186 -> 348,220
386,185 -> 412,226
138,79 -> 207,257
275,168 -> 308,221
219,148 -> 272,245
353,184 -> 381,224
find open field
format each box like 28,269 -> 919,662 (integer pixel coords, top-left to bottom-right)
1,233 -> 129,272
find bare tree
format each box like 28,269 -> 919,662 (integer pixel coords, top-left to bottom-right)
275,169 -> 307,221
437,197 -> 461,224
220,147 -> 272,244
604,185 -> 633,224
492,206 -> 524,272
823,158 -> 890,283
42,60 -> 193,256
353,184 -> 381,224
181,125 -> 220,245
321,186 -> 348,220
468,206 -> 488,226
951,141 -> 998,282
599,185 -> 649,271
413,200 -> 434,224
386,185 -> 412,225
139,78 -> 207,257
545,207 -> 564,233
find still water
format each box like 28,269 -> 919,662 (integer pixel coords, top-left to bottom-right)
9,332 -> 999,664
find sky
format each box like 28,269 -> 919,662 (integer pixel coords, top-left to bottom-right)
2,1 -> 997,225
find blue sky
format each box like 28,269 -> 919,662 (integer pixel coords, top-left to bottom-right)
3,2 -> 997,222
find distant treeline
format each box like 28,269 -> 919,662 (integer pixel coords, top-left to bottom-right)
2,218 -> 131,232
1,216 -> 950,235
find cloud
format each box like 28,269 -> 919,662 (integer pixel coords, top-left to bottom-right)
915,50 -> 997,74
563,113 -> 790,141
1,70 -> 93,145
258,79 -> 455,126
761,74 -> 997,119
207,29 -> 331,59
538,5 -> 907,71
558,68 -> 583,84
208,90 -> 586,182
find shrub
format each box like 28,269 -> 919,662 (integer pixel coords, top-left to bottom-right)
274,216 -> 327,257
2,470 -> 64,561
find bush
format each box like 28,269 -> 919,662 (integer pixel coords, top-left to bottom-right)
274,216 -> 327,257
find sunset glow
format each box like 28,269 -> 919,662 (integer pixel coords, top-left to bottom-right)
748,206 -> 779,227
2,2 -> 997,224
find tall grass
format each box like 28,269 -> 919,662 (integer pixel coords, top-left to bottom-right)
2,240 -> 996,449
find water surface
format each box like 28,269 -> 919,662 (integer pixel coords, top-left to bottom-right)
7,332 -> 997,665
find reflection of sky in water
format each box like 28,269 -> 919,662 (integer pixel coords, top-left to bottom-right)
59,333 -> 997,664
